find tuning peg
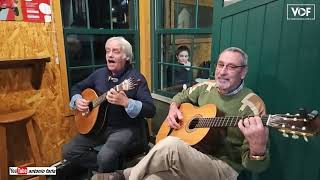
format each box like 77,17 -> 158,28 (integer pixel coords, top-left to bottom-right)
292,133 -> 299,139
308,110 -> 319,120
280,129 -> 289,137
282,132 -> 289,137
281,131 -> 289,138
299,108 -> 307,118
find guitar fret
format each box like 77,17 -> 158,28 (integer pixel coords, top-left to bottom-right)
210,118 -> 215,127
214,118 -> 219,127
222,117 -> 227,127
228,117 -> 232,127
215,117 -> 219,127
219,117 -> 224,127
197,115 -> 269,129
235,117 -> 239,126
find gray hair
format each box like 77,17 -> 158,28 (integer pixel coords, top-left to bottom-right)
220,47 -> 248,66
106,36 -> 133,63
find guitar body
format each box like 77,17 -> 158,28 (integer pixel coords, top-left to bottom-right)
156,103 -> 218,145
75,88 -> 107,135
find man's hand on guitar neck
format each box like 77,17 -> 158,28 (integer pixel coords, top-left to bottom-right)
238,116 -> 269,156
166,102 -> 183,129
106,88 -> 129,108
75,98 -> 89,112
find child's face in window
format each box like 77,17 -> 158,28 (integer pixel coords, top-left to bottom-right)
176,50 -> 189,65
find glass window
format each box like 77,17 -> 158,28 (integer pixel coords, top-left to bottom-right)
152,0 -> 214,97
65,34 -> 136,67
159,0 -> 213,29
60,0 -> 139,93
61,0 -> 134,29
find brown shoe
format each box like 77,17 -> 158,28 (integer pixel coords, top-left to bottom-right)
91,170 -> 125,180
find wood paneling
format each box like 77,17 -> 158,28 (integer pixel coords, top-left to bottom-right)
0,1 -> 77,172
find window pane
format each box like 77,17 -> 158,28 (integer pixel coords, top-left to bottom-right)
61,0 -> 134,29
160,0 -> 195,29
69,68 -> 94,88
157,64 -> 193,95
158,34 -> 212,67
198,0 -> 213,28
65,34 -> 136,67
159,0 -> 213,29
61,0 -> 89,28
155,33 -> 212,93
66,34 -> 94,67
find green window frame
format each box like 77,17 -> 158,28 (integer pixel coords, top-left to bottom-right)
151,0 -> 215,97
60,0 -> 140,93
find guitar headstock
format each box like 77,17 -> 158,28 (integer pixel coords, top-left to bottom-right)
267,111 -> 320,142
117,77 -> 141,91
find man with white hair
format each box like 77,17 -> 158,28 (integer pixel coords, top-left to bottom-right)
63,37 -> 156,173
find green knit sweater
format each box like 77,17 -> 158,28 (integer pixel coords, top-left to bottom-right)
172,80 -> 270,173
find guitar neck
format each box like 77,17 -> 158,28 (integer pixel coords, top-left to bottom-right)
192,115 -> 270,128
91,84 -> 122,108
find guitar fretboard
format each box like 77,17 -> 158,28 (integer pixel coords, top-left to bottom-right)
91,84 -> 121,108
191,115 -> 270,128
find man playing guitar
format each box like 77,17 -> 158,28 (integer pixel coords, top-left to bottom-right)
63,37 -> 155,173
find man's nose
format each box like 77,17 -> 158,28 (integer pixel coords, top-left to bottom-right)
107,51 -> 113,57
219,66 -> 228,74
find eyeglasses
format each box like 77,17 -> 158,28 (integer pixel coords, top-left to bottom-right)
215,62 -> 246,72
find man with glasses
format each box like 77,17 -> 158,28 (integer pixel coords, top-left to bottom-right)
92,47 -> 269,180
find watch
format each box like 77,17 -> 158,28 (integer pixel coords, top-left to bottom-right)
249,154 -> 266,161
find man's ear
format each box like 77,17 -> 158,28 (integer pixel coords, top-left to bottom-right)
123,54 -> 129,61
240,67 -> 248,79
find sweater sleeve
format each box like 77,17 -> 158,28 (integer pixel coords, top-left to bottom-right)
240,94 -> 270,173
134,75 -> 156,118
172,82 -> 208,105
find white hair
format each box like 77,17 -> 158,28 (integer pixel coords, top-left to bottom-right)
221,47 -> 248,66
106,36 -> 133,63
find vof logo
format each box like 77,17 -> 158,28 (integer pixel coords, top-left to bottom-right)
287,4 -> 315,20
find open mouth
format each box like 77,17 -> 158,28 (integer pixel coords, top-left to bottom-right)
108,60 -> 116,63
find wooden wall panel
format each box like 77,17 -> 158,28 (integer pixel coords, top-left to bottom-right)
0,2 -> 76,171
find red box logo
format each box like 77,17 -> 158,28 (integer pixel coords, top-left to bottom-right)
17,167 -> 28,174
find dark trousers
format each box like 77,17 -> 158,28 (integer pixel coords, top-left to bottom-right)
62,126 -> 140,173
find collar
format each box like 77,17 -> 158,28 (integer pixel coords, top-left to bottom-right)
107,64 -> 131,82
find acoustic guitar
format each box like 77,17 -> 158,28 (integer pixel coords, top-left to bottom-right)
75,77 -> 139,135
156,103 -> 320,145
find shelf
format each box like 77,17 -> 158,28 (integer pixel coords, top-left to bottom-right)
0,57 -> 50,89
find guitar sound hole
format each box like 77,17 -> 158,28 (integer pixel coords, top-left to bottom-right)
189,118 -> 199,129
